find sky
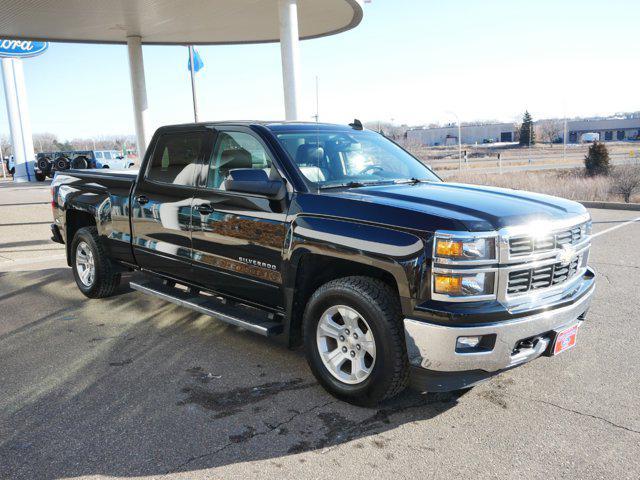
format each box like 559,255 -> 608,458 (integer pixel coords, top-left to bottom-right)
0,0 -> 638,140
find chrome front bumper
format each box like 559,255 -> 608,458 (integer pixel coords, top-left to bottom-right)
404,282 -> 594,373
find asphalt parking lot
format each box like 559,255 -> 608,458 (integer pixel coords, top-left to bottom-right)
1,179 -> 639,480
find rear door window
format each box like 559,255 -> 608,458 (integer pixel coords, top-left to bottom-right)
146,131 -> 206,186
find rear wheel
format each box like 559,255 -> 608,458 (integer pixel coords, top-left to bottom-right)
71,156 -> 88,169
71,226 -> 121,298
35,171 -> 46,181
303,276 -> 409,406
55,156 -> 70,170
37,157 -> 51,172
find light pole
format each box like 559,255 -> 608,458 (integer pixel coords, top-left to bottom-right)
445,110 -> 462,170
563,117 -> 567,163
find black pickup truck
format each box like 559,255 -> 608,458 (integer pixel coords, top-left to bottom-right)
50,121 -> 595,405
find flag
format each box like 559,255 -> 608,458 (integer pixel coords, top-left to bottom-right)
188,46 -> 204,73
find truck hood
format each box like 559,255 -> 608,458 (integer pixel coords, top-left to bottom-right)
327,181 -> 588,231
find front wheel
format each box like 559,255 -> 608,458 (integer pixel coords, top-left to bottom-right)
35,171 -> 47,181
71,226 -> 121,298
303,276 -> 409,406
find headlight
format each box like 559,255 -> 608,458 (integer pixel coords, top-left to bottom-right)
434,272 -> 495,298
434,236 -> 496,261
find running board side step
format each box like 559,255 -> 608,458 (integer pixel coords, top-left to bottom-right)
130,280 -> 283,337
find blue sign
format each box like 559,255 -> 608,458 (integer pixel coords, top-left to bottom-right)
0,40 -> 48,58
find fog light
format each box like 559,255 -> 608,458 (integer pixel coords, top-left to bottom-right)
456,336 -> 482,349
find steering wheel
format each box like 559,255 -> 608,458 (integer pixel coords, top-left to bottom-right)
359,165 -> 385,175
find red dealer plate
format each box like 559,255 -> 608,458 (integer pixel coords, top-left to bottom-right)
553,324 -> 578,355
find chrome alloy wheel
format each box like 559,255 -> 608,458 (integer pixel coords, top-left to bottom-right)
316,305 -> 376,385
75,241 -> 96,287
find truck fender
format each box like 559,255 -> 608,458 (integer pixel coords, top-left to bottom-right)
284,215 -> 428,301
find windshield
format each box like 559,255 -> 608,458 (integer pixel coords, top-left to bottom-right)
274,129 -> 440,189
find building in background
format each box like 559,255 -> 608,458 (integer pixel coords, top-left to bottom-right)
566,118 -> 640,143
407,123 -> 517,146
407,117 -> 640,146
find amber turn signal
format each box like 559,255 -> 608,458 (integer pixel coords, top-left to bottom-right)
434,275 -> 462,295
435,239 -> 463,258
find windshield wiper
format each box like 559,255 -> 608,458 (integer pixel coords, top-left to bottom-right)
394,177 -> 427,185
319,180 -> 397,190
319,181 -> 366,190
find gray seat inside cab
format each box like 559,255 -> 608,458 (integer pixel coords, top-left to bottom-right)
210,148 -> 252,189
295,144 -> 328,182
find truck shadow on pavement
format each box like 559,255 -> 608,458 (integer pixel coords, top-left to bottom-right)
0,268 -> 467,479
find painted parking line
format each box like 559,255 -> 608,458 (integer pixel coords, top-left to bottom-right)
592,215 -> 640,239
0,254 -> 66,267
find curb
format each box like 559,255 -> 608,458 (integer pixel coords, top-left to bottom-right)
580,201 -> 640,211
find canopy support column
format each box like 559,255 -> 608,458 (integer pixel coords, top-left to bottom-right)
278,0 -> 301,120
1,58 -> 35,182
126,36 -> 149,160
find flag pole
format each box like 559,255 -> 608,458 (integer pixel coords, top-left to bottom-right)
188,45 -> 199,123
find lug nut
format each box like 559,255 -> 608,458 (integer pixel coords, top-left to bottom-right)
350,350 -> 356,357
342,346 -> 348,353
356,344 -> 361,351
339,335 -> 345,342
353,333 -> 358,339
345,329 -> 350,335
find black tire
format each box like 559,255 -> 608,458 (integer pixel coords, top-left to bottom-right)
55,156 -> 70,170
35,171 -> 46,182
70,226 -> 121,298
37,157 -> 51,172
303,276 -> 409,406
9,167 -> 15,176
71,156 -> 88,169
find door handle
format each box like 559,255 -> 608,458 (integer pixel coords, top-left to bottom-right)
197,203 -> 214,215
135,195 -> 149,205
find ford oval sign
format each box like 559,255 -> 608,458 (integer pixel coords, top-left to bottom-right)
0,40 -> 48,58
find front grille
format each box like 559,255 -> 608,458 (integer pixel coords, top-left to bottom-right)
507,257 -> 581,295
509,224 -> 584,256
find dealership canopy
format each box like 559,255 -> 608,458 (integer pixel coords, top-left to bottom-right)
0,0 -> 364,181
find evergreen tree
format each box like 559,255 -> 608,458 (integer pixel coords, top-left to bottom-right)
519,111 -> 536,146
584,141 -> 610,176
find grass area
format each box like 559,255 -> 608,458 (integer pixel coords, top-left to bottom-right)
444,168 -> 640,203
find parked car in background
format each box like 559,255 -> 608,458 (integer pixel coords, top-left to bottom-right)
36,150 -> 135,178
4,155 -> 47,181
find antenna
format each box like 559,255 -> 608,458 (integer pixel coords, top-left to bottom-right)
349,119 -> 363,130
313,76 -> 319,123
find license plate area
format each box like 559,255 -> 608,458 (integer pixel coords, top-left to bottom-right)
551,324 -> 578,356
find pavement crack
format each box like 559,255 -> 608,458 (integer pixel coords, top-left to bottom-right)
162,398 -> 337,476
591,261 -> 640,271
512,394 -> 640,435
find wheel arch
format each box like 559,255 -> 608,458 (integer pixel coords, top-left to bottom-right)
282,216 -> 428,347
65,210 -> 96,266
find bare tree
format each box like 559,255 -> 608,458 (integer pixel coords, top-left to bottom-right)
0,135 -> 11,157
537,119 -> 563,146
611,165 -> 640,202
33,132 -> 58,153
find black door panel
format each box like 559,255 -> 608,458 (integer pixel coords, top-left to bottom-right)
131,129 -> 211,281
190,128 -> 289,308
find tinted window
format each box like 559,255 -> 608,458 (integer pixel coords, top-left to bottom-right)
146,132 -> 205,186
275,129 -> 439,188
206,131 -> 275,190
95,151 -> 103,159
103,151 -> 112,160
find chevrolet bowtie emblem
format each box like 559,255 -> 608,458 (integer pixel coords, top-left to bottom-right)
558,244 -> 575,265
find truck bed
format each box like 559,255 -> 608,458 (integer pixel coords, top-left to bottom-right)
58,169 -> 139,182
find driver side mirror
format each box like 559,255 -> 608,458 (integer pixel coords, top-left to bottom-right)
224,168 -> 286,200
